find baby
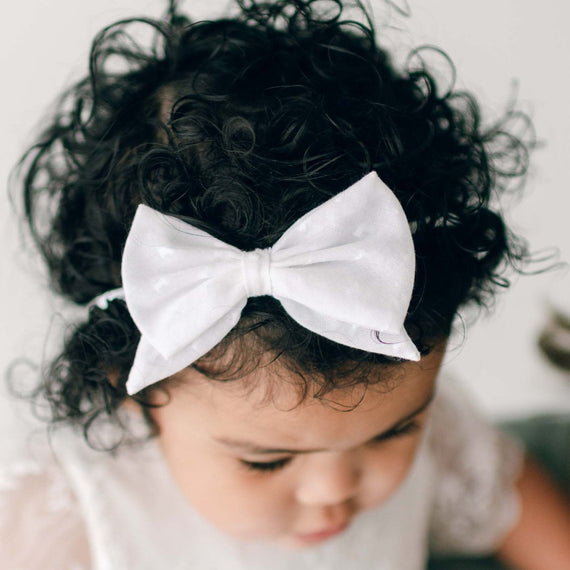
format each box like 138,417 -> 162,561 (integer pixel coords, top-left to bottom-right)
4,0 -> 570,568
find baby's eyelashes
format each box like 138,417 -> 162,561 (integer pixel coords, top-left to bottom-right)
369,419 -> 421,444
237,419 -> 424,475
240,457 -> 292,473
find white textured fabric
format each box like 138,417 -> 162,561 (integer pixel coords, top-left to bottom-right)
119,171 -> 419,393
0,377 -> 524,569
428,381 -> 524,555
0,443 -> 91,569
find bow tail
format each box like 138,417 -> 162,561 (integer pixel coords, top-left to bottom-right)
278,298 -> 420,361
126,305 -> 244,394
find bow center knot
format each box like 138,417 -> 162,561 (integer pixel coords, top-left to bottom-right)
241,248 -> 273,297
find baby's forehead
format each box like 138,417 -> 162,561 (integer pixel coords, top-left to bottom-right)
163,358 -> 437,454
178,355 -> 406,412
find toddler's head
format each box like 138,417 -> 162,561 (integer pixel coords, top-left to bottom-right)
19,0 -> 529,547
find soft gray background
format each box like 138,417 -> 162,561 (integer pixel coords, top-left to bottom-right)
2,0 -> 569,450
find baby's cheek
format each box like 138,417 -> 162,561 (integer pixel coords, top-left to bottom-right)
185,462 -> 297,539
360,438 -> 422,509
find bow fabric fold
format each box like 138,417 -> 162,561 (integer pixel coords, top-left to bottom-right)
114,171 -> 420,393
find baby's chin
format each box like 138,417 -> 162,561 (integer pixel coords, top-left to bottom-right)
212,523 -> 347,550
275,523 -> 351,550
258,519 -> 354,550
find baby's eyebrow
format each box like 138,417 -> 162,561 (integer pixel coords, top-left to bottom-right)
215,390 -> 435,455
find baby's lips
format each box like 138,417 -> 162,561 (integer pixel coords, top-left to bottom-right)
295,521 -> 350,544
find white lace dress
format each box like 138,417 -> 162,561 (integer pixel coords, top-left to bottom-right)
0,378 -> 523,570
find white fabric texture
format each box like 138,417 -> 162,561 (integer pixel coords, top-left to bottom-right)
0,378 -> 524,569
120,171 -> 419,393
0,448 -> 90,569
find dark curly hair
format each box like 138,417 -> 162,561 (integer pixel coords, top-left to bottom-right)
16,0 -> 531,448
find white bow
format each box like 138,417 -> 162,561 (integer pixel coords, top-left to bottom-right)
118,171 -> 419,394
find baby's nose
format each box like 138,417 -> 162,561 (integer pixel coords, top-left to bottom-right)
294,453 -> 360,506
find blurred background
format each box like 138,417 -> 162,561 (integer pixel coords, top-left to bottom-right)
1,0 -> 569,455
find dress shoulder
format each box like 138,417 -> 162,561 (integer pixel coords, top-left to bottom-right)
428,378 -> 525,556
0,434 -> 91,570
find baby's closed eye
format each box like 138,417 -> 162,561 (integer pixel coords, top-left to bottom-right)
238,419 -> 423,475
370,419 -> 421,444
240,457 -> 293,473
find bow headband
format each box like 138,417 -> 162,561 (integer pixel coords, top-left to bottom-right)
92,171 -> 420,394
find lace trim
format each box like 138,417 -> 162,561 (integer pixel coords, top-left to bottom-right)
428,382 -> 525,555
0,453 -> 91,569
